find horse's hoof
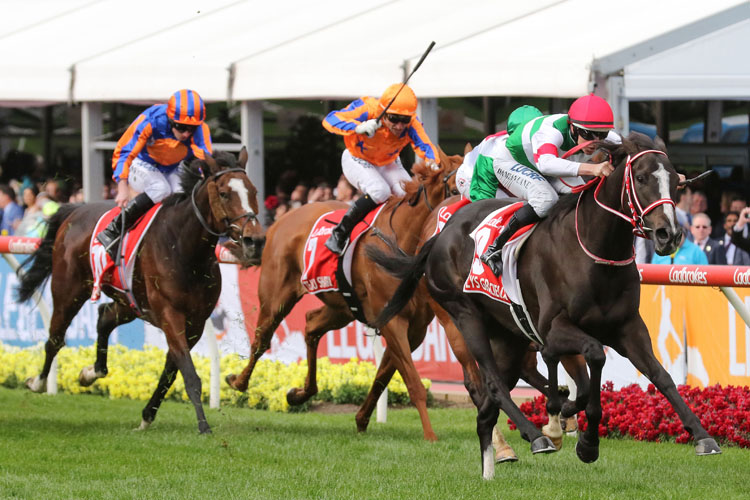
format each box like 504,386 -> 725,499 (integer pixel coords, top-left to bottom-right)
355,414 -> 370,433
575,436 -> 600,463
25,376 -> 46,393
199,426 -> 212,435
563,416 -> 579,436
530,436 -> 557,454
135,419 -> 152,431
225,374 -> 245,392
424,432 -> 438,442
78,366 -> 100,387
495,445 -> 518,463
286,387 -> 309,406
695,438 -> 721,456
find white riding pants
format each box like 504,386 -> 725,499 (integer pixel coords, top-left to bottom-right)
493,147 -> 560,218
128,158 -> 184,203
341,149 -> 411,204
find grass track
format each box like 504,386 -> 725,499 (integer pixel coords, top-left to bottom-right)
0,387 -> 747,500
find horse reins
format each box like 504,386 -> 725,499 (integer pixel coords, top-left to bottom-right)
574,149 -> 675,266
191,167 -> 259,238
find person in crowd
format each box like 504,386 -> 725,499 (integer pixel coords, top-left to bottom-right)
729,206 -> 750,255
729,196 -> 747,215
321,83 -> 440,254
307,181 -> 334,203
689,213 -> 726,264
651,229 -> 708,265
69,185 -> 84,203
718,211 -> 750,265
96,89 -> 212,259
675,185 -> 693,231
15,185 -> 42,237
289,182 -> 309,209
0,184 -> 23,235
43,178 -> 64,202
689,190 -> 708,218
334,174 -> 358,204
469,94 -> 621,276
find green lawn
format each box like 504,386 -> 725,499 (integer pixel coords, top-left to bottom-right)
0,387 -> 747,500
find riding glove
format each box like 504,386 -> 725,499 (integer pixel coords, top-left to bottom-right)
354,119 -> 381,138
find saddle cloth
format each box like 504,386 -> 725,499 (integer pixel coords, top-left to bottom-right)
89,204 -> 163,302
300,204 -> 386,294
431,197 -> 472,236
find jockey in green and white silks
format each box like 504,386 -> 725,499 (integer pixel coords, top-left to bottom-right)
473,95 -> 622,276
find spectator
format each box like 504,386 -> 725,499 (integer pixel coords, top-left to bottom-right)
334,174 -> 357,204
730,207 -> 750,255
729,196 -> 747,214
718,211 -> 750,265
674,186 -> 692,230
689,213 -> 726,264
0,184 -> 23,235
308,181 -> 334,203
275,200 -> 290,220
689,190 -> 707,217
289,182 -> 309,209
69,185 -> 84,203
43,178 -> 64,202
651,229 -> 708,265
15,185 -> 43,237
101,180 -> 117,200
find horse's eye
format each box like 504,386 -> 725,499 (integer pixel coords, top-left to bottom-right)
220,192 -> 229,200
636,175 -> 646,183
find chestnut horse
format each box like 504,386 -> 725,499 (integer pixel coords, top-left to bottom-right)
16,150 -> 264,434
226,148 -> 461,441
370,134 -> 721,478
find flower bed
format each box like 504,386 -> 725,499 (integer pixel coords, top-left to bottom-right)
0,342 -> 431,413
509,381 -> 750,448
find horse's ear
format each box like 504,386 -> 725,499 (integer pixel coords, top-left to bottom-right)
204,153 -> 220,175
464,142 -> 473,155
653,136 -> 668,154
238,146 -> 248,168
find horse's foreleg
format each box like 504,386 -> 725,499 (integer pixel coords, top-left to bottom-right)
287,306 -> 349,406
80,302 -> 136,387
27,290 -> 88,392
540,348 -> 563,450
139,353 -> 179,431
612,319 -> 721,456
476,394 -> 500,480
356,346 -> 396,433
381,318 -> 437,441
226,288 -> 301,392
560,354 -> 589,422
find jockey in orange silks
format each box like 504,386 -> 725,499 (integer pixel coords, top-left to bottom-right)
321,83 -> 440,254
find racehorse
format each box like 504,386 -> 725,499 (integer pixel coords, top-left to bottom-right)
16,149 -> 264,434
369,133 -> 721,478
225,148 -> 462,441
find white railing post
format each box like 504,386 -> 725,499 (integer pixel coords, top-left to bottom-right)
369,328 -> 387,423
204,320 -> 221,409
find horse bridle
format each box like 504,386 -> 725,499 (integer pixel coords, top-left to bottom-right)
191,167 -> 259,239
575,149 -> 676,265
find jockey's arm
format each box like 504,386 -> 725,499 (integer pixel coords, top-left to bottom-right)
407,120 -> 440,166
190,123 -> 213,158
468,155 -> 499,201
112,114 -> 152,183
322,99 -> 370,136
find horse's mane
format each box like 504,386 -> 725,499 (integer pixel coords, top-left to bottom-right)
161,151 -> 239,207
546,132 -> 664,222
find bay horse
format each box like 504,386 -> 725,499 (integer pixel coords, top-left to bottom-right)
16,149 -> 264,434
369,133 -> 721,478
225,148 -> 462,441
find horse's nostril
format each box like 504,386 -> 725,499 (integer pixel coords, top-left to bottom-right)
654,228 -> 670,244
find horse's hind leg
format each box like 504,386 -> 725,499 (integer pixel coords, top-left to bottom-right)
287,306 -> 350,406
26,287 -> 89,392
611,318 -> 721,456
79,302 -> 137,387
539,349 -> 564,450
356,346 -> 396,433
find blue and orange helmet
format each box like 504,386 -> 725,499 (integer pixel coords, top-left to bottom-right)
167,89 -> 206,126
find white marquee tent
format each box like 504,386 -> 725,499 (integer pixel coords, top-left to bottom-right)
0,0 -> 748,201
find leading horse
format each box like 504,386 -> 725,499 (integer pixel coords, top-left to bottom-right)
226,148 -> 462,441
16,149 -> 264,434
370,133 -> 721,478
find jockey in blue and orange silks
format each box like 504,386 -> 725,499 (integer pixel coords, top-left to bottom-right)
321,83 -> 440,254
97,89 -> 213,259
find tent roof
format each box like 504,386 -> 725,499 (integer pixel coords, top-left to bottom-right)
0,0 -> 747,105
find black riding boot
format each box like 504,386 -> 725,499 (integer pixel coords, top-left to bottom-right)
325,194 -> 378,255
480,203 -> 541,277
97,193 -> 155,261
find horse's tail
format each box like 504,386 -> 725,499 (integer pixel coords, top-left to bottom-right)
366,234 -> 439,329
16,204 -> 79,303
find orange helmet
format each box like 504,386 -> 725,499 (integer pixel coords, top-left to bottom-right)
568,94 -> 613,130
167,89 -> 206,126
379,83 -> 418,117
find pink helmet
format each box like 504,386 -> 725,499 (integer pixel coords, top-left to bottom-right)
568,94 -> 613,130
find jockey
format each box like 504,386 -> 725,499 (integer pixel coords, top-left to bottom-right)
475,94 -> 621,276
321,83 -> 440,255
455,105 -> 544,200
97,89 -> 213,259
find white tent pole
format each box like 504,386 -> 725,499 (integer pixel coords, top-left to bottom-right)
81,102 -> 105,203
417,98 -> 439,148
607,76 -> 630,136
240,100 -> 265,214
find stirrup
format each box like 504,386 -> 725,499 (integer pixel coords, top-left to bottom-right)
481,249 -> 503,277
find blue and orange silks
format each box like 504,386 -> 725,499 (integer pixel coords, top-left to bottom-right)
322,96 -> 439,167
111,104 -> 212,182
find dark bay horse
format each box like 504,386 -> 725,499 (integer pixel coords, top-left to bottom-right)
370,133 -> 721,478
225,148 -> 462,441
16,149 -> 264,434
